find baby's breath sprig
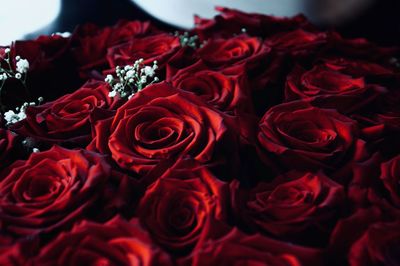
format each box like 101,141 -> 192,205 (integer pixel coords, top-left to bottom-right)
3,97 -> 43,126
174,31 -> 200,49
0,48 -> 29,91
105,59 -> 159,100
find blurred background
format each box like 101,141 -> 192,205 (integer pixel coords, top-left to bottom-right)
0,0 -> 399,45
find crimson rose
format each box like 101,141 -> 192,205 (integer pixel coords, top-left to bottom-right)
10,80 -> 121,147
257,100 -> 360,172
106,33 -> 181,70
348,220 -> 400,266
30,217 -> 171,266
197,35 -> 269,68
231,171 -> 345,245
169,61 -> 253,113
194,6 -> 314,40
179,227 -> 324,266
136,159 -> 228,254
89,81 -> 240,176
72,20 -> 156,72
0,146 -> 110,238
285,58 -> 390,113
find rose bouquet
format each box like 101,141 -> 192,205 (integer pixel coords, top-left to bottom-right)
1,7 -> 400,266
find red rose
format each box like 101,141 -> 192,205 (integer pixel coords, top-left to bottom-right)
136,159 -> 228,253
72,20 -> 156,72
348,220 -> 400,266
196,35 -> 275,91
285,58 -> 389,113
0,129 -> 17,168
0,241 -> 30,266
343,77 -> 400,159
10,80 -> 122,147
169,61 -> 253,113
89,82 -> 240,176
197,35 -> 269,68
0,146 -> 110,238
380,155 -> 400,208
328,207 -> 393,266
257,100 -> 360,173
194,6 -> 315,40
179,227 -> 324,266
30,217 -> 172,266
231,171 -> 345,245
264,29 -> 327,58
106,33 -> 181,70
328,32 -> 400,63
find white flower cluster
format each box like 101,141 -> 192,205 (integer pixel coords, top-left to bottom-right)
105,59 -> 159,99
175,32 -> 199,49
0,48 -> 29,90
3,97 -> 43,125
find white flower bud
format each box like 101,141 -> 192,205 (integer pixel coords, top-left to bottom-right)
108,90 -> 117,97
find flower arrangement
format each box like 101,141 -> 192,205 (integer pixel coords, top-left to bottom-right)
0,7 -> 399,266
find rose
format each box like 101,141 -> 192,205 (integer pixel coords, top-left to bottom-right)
136,158 -> 228,253
327,32 -> 400,63
197,35 -> 269,69
89,81 -> 240,176
347,221 -> 400,266
196,35 -> 279,92
106,33 -> 181,70
285,58 -> 390,113
30,217 -> 172,266
179,227 -> 324,266
264,29 -> 327,58
380,155 -> 400,208
231,171 -> 345,245
328,207 -> 395,266
0,146 -> 110,238
0,129 -> 17,169
257,100 -> 360,172
169,61 -> 253,113
194,6 -> 315,40
10,80 -> 122,147
72,20 -> 156,72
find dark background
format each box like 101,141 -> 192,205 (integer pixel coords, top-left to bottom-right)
27,0 -> 400,46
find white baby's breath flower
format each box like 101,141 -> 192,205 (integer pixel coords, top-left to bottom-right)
143,66 -> 155,77
105,58 -> 160,99
52,32 -> 71,38
126,70 -> 135,78
3,98 -> 43,125
16,58 -> 29,74
108,90 -> 117,97
105,74 -> 114,83
4,110 -> 19,125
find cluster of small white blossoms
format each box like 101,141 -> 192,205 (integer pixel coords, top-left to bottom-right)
105,59 -> 159,99
4,97 -> 43,125
175,31 -> 199,49
0,48 -> 29,90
